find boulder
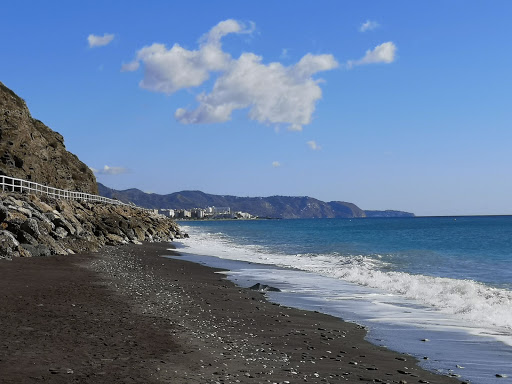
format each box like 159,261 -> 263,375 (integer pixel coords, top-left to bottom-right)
0,203 -> 7,222
52,227 -> 68,239
21,218 -> 40,239
105,233 -> 127,246
20,244 -> 51,257
53,216 -> 75,236
0,230 -> 24,259
17,230 -> 38,245
249,283 -> 281,292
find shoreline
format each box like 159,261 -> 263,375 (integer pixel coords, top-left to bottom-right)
0,242 -> 464,383
172,250 -> 512,384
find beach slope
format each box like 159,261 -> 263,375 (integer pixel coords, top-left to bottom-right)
0,242 -> 463,383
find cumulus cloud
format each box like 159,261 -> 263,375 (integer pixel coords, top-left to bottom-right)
88,33 -> 115,48
307,140 -> 321,150
124,20 -> 338,131
272,161 -> 281,168
123,19 -> 250,93
175,52 -> 338,130
347,42 -> 397,68
92,165 -> 129,175
359,20 -> 379,32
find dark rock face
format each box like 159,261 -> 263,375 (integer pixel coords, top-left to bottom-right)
0,82 -> 97,194
0,192 -> 182,260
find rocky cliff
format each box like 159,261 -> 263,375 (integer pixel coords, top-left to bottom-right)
0,82 -> 97,194
0,191 -> 182,260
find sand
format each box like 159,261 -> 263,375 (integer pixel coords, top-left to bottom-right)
0,242 -> 465,383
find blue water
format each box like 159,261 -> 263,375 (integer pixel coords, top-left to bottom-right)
175,217 -> 512,383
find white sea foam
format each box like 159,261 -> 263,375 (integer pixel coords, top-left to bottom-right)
178,225 -> 512,342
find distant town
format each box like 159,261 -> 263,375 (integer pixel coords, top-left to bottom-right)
157,206 -> 256,220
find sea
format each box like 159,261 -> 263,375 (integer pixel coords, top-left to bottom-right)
173,216 -> 512,384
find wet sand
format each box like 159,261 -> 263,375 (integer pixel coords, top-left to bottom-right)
0,242 -> 464,383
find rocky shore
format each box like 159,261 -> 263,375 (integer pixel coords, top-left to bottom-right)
0,191 -> 182,260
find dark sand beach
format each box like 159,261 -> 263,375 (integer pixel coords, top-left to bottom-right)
0,242 -> 464,383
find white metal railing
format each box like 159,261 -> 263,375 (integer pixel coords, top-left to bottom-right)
0,175 -> 133,207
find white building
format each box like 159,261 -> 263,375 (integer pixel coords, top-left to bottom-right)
158,209 -> 175,218
213,206 -> 231,215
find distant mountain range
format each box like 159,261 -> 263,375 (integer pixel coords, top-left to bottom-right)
98,183 -> 414,219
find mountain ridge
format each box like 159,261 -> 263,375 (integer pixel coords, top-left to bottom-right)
98,183 -> 414,219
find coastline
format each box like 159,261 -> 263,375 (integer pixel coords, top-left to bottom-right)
0,242 -> 464,383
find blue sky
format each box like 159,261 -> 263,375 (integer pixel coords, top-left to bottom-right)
1,1 -> 511,216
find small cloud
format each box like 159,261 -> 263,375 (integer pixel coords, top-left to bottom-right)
121,61 -> 140,72
288,124 -> 303,132
272,161 -> 281,168
88,33 -> 115,48
93,165 -> 129,175
359,20 -> 380,32
307,140 -> 321,150
347,42 -> 397,68
280,48 -> 289,59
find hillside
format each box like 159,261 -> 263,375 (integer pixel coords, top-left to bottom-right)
98,184 -> 413,219
0,82 -> 97,194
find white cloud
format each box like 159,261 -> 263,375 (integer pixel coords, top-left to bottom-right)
347,42 -> 397,68
202,19 -> 255,45
272,161 -> 281,168
88,33 -> 115,48
92,165 -> 129,175
123,19 -> 251,93
359,20 -> 379,32
307,140 -> 321,150
121,61 -> 140,72
124,20 -> 338,131
175,52 -> 337,130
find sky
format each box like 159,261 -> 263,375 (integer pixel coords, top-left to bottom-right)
1,0 -> 511,216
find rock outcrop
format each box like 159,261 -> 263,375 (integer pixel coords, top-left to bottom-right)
0,191 -> 183,260
0,82 -> 97,194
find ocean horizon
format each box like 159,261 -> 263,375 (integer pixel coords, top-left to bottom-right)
175,216 -> 512,384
